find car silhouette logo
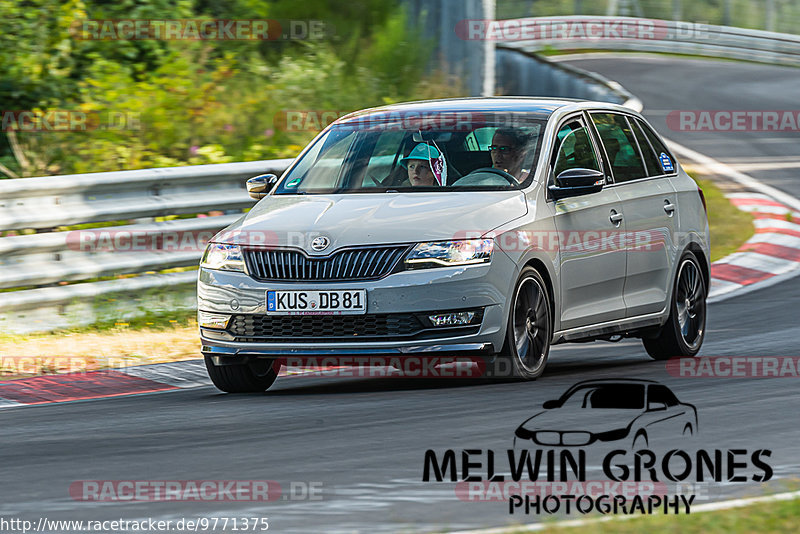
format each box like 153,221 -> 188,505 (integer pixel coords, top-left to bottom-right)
514,379 -> 698,450
311,236 -> 330,251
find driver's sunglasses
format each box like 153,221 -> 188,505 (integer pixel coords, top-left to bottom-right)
489,145 -> 516,152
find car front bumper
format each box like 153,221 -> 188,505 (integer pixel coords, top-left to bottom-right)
197,251 -> 517,360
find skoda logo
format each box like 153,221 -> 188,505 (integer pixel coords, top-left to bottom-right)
311,236 -> 330,252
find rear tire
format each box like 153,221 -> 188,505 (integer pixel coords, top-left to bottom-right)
204,355 -> 278,393
643,251 -> 707,360
500,267 -> 552,379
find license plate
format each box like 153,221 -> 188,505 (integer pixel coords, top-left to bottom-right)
266,289 -> 367,315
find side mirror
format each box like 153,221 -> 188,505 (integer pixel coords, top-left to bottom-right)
647,401 -> 667,412
542,400 -> 560,409
549,168 -> 605,200
247,174 -> 279,199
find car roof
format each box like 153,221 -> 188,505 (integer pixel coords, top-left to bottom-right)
333,97 -> 637,127
565,378 -> 661,388
335,97 -> 566,123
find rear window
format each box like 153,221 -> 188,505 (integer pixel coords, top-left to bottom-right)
590,112 -> 647,183
631,119 -> 663,177
635,118 -> 677,175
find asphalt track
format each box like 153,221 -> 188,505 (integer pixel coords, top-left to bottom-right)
2,57 -> 800,533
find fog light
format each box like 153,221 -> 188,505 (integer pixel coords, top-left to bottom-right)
198,311 -> 230,329
428,311 -> 476,327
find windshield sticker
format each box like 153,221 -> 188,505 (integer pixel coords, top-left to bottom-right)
659,152 -> 674,173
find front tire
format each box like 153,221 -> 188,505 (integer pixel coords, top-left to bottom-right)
500,267 -> 552,379
204,356 -> 278,393
643,251 -> 707,360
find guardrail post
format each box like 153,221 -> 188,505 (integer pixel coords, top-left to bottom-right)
766,0 -> 776,32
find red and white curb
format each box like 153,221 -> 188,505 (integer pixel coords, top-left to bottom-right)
667,139 -> 800,303
0,360 -> 344,408
709,192 -> 800,300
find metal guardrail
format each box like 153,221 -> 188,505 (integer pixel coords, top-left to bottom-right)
0,160 -> 292,333
494,47 -> 642,111
495,16 -> 800,67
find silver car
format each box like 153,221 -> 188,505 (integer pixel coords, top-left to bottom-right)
198,98 -> 709,392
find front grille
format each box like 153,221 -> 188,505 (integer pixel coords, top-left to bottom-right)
242,245 -> 410,281
229,313 -> 425,341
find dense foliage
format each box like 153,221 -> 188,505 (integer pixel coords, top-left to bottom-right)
0,0 -> 461,177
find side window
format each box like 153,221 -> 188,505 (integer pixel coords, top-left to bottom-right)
630,118 -> 663,176
591,113 -> 647,183
648,385 -> 679,407
552,121 -> 601,177
636,118 -> 676,175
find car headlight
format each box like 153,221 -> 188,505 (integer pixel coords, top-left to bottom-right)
200,243 -> 244,272
404,239 -> 493,269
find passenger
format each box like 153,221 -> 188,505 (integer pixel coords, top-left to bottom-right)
400,143 -> 442,187
490,128 -> 529,180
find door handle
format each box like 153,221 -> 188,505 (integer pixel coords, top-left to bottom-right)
664,200 -> 676,215
609,210 -> 623,226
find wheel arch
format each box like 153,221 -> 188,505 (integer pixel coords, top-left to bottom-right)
685,241 -> 710,292
523,257 -> 557,334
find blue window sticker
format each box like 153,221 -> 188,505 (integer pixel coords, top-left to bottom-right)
659,152 -> 674,173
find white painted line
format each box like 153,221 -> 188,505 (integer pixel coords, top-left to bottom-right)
708,278 -> 744,298
725,192 -> 781,202
0,397 -> 22,408
753,218 -> 800,232
714,251 -> 798,274
449,490 -> 800,534
726,161 -> 800,172
120,360 -> 212,389
744,232 -> 800,248
666,139 -> 800,213
733,204 -> 792,215
709,266 -> 800,303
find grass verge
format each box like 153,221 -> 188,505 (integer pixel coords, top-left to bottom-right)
533,493 -> 800,534
0,309 -> 199,378
694,176 -> 755,262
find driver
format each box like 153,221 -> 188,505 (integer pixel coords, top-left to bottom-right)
400,143 -> 442,187
490,129 -> 530,181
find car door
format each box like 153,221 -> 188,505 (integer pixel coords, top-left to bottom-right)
589,112 -> 678,318
640,384 -> 692,447
549,115 -> 627,330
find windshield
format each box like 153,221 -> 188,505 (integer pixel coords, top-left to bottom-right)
560,384 -> 645,409
273,112 -> 547,194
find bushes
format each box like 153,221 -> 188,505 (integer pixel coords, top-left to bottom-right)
0,3 -> 463,177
